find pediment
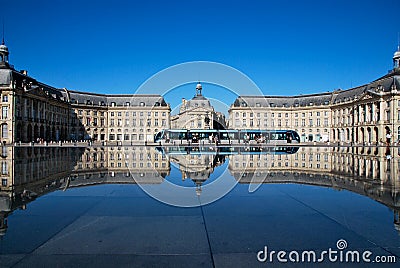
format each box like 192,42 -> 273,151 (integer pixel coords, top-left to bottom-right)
356,91 -> 378,102
26,86 -> 48,98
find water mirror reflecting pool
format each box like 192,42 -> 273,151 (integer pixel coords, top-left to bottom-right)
0,145 -> 399,267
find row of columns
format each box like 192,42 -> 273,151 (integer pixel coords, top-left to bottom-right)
333,125 -> 393,144
334,102 -> 384,126
332,152 -> 397,183
21,99 -> 56,123
16,123 -> 68,142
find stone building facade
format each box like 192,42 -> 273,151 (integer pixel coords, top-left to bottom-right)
228,47 -> 400,144
0,69 -> 71,144
330,69 -> 400,144
1,39 -> 400,144
229,94 -> 332,142
171,83 -> 226,130
66,91 -> 170,143
0,41 -> 170,144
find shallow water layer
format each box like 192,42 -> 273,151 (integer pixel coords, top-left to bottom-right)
0,145 -> 399,267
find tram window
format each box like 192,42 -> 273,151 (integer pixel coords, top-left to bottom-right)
272,133 -> 286,140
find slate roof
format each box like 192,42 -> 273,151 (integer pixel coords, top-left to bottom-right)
331,86 -> 366,104
233,69 -> 400,108
0,69 -> 12,85
233,92 -> 332,108
3,61 -> 400,110
0,68 -> 65,100
67,90 -> 168,107
332,69 -> 400,104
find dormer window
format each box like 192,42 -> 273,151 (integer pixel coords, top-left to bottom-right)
241,102 -> 247,107
140,102 -> 145,107
86,100 -> 92,105
155,102 -> 160,106
125,102 -> 130,107
111,102 -> 116,107
294,103 -> 299,107
256,103 -> 261,107
309,102 -> 313,106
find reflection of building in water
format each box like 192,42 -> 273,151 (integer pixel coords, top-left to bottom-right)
0,146 -> 82,192
0,146 -> 170,236
69,146 -> 170,186
0,146 -> 14,191
229,146 -> 400,233
1,144 -> 400,234
169,151 -> 225,195
0,146 -> 83,236
229,147 -> 332,180
331,146 -> 400,232
229,146 -> 400,189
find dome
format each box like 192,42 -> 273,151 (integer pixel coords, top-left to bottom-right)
394,49 -> 400,59
196,83 -> 202,90
0,44 -> 8,53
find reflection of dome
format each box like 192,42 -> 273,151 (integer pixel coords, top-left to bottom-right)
0,214 -> 7,237
0,227 -> 7,236
394,222 -> 400,234
196,186 -> 202,196
189,171 -> 210,182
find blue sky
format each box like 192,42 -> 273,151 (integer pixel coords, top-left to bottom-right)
2,0 -> 400,110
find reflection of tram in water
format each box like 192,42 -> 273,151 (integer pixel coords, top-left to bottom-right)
154,129 -> 300,144
156,146 -> 299,155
